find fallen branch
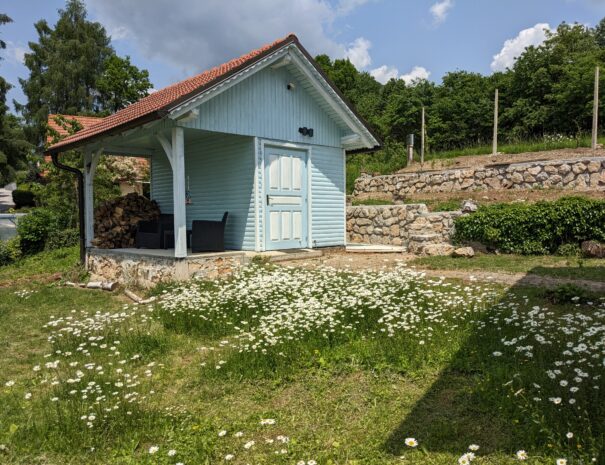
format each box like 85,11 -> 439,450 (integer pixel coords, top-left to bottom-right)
124,289 -> 156,304
64,281 -> 117,291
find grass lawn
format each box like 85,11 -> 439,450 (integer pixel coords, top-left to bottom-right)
410,253 -> 605,282
0,250 -> 604,464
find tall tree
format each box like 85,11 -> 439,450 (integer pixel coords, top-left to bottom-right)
0,14 -> 31,185
97,55 -> 151,113
17,0 -> 113,146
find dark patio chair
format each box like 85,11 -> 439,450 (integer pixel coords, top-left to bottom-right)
135,220 -> 162,249
136,214 -> 175,249
191,212 -> 229,253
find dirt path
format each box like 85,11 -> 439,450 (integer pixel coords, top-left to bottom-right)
280,251 -> 605,293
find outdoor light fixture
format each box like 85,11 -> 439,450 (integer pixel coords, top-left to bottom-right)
287,82 -> 296,90
299,127 -> 314,137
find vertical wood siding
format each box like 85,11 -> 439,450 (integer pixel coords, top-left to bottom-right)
309,144 -> 345,247
151,133 -> 256,250
182,66 -> 346,148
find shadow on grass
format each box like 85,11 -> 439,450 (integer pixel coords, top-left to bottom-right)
384,268 -> 605,462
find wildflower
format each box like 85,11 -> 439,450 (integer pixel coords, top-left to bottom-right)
566,432 -> 573,439
260,418 -> 276,425
556,459 -> 567,465
492,351 -> 502,357
404,437 -> 418,447
4,380 -> 15,387
218,430 -> 227,437
148,446 -> 159,454
234,431 -> 244,437
308,461 -> 317,465
468,444 -> 480,451
225,454 -> 234,461
516,450 -> 528,460
243,440 -> 255,449
168,449 -> 177,456
24,393 -> 32,400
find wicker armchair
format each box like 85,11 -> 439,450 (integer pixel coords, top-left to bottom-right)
191,212 -> 228,253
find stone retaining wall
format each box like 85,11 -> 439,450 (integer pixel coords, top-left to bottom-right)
353,157 -> 605,199
347,204 -> 462,248
87,249 -> 246,288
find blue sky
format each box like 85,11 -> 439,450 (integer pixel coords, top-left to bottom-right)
2,0 -> 605,112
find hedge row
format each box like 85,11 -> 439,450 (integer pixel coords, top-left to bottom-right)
454,197 -> 605,255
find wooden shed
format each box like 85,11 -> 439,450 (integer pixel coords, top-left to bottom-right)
46,34 -> 379,261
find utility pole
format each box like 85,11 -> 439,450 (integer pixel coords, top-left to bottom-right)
592,66 -> 600,150
420,106 -> 425,166
492,88 -> 499,156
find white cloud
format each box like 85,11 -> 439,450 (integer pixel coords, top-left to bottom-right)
491,23 -> 552,71
3,41 -> 27,65
370,65 -> 398,84
345,37 -> 372,69
336,0 -> 372,15
370,64 -> 430,85
430,0 -> 454,25
85,0 -> 370,75
400,65 -> 430,84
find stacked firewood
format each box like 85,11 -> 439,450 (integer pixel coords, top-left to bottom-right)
92,193 -> 161,248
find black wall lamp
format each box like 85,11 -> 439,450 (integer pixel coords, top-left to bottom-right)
299,127 -> 314,137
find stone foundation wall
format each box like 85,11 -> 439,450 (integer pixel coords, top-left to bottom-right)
353,157 -> 605,199
87,249 -> 246,288
346,204 -> 462,247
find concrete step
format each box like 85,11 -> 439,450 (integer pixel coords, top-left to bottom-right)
346,243 -> 407,253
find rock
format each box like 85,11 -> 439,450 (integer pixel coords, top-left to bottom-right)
511,172 -> 524,184
423,243 -> 455,256
587,161 -> 601,173
581,240 -> 605,258
460,199 -> 478,213
452,246 -> 475,258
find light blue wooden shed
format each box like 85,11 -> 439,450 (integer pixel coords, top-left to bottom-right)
46,34 -> 380,258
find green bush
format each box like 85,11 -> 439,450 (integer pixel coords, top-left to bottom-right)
16,208 -> 71,255
45,228 -> 79,251
11,189 -> 36,208
556,243 -> 581,257
454,197 -> 605,255
0,237 -> 22,266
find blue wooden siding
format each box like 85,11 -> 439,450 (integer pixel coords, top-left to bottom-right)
309,145 -> 345,247
151,132 -> 256,250
182,66 -> 346,148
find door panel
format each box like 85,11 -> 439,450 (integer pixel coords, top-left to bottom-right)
264,147 -> 307,250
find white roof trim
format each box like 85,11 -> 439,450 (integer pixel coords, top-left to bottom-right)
167,43 -> 378,149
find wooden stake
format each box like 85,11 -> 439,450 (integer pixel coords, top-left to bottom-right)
492,88 -> 499,156
420,106 -> 425,166
592,66 -> 600,150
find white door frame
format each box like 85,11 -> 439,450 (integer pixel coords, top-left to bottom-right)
259,139 -> 312,251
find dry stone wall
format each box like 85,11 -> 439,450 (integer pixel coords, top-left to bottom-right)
347,204 -> 463,253
353,157 -> 605,200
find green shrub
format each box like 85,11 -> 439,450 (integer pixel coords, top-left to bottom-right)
16,208 -> 71,255
556,243 -> 581,257
45,228 -> 79,251
0,237 -> 22,266
454,197 -> 605,255
11,189 -> 36,208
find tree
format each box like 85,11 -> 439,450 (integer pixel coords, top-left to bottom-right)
97,55 -> 152,113
17,0 -> 113,146
0,13 -> 31,185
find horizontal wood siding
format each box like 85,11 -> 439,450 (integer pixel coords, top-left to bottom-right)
311,145 -> 345,247
151,133 -> 256,251
183,66 -> 345,148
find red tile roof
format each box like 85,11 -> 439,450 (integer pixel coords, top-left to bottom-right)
47,114 -> 104,144
46,34 -> 299,154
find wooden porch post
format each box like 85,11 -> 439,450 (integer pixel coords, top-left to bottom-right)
172,127 -> 187,258
83,148 -> 102,247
